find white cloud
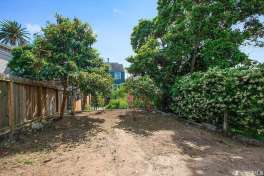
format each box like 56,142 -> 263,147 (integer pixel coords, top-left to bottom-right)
26,24 -> 41,35
113,8 -> 124,16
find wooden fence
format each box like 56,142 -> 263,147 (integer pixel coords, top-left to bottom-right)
0,74 -> 64,136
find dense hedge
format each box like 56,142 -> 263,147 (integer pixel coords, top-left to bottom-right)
171,65 -> 264,137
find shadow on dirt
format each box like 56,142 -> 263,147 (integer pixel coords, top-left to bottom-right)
115,111 -> 171,136
115,110 -> 264,176
0,113 -> 104,158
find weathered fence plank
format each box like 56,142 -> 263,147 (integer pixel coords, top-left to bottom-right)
7,81 -> 14,134
0,73 -> 92,136
0,81 -> 9,130
0,74 -> 64,136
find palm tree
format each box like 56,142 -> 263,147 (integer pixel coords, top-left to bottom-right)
0,20 -> 30,46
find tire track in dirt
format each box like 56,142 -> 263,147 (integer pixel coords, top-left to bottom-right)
100,110 -> 154,176
107,128 -> 154,176
102,110 -> 190,176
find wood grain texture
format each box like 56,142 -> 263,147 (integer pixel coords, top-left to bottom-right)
0,76 -> 64,134
0,81 -> 8,129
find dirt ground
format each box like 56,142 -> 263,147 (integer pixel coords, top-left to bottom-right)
0,110 -> 263,176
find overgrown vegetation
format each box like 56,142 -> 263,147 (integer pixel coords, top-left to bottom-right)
128,0 -> 264,111
106,86 -> 128,109
127,0 -> 264,139
171,65 -> 264,138
125,76 -> 160,110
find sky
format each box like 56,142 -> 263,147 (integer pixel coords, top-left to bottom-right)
0,0 -> 157,67
0,0 -> 263,67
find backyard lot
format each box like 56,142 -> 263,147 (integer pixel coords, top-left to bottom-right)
0,110 -> 263,176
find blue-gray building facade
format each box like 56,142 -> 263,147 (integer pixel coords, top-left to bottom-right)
108,62 -> 125,85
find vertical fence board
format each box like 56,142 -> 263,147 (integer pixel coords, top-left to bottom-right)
43,87 -> 47,116
7,81 -> 14,133
0,75 -> 66,135
33,86 -> 38,119
14,83 -> 19,126
18,84 -> 23,124
25,85 -> 30,121
21,85 -> 26,123
0,81 -> 9,129
37,86 -> 42,117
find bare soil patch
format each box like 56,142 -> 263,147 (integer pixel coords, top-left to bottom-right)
0,110 -> 263,176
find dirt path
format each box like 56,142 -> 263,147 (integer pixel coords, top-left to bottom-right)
0,110 -> 263,176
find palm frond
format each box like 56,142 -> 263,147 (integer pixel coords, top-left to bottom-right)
0,20 -> 30,46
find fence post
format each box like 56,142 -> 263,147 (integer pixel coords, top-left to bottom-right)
8,81 -> 15,137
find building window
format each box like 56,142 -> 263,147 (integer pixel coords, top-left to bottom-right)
114,72 -> 121,80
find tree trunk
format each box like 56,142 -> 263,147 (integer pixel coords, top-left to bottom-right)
71,88 -> 75,115
59,81 -> 68,119
190,43 -> 200,73
223,111 -> 228,134
190,56 -> 196,73
160,91 -> 171,112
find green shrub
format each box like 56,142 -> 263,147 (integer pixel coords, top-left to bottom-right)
105,85 -> 128,109
119,99 -> 128,109
105,99 -> 118,109
125,76 -> 160,110
111,85 -> 127,99
106,99 -> 128,109
171,65 -> 264,138
83,104 -> 93,112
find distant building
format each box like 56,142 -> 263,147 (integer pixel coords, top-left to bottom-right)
107,59 -> 125,85
0,43 -> 12,74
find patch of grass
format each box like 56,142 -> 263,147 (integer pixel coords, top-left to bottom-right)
16,158 -> 34,165
105,99 -> 128,109
83,105 -> 93,112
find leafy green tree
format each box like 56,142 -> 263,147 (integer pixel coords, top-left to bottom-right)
128,0 -> 264,111
0,20 -> 29,46
8,46 -> 43,79
9,15 -> 112,118
125,76 -> 160,110
131,20 -> 154,52
78,71 -> 112,97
